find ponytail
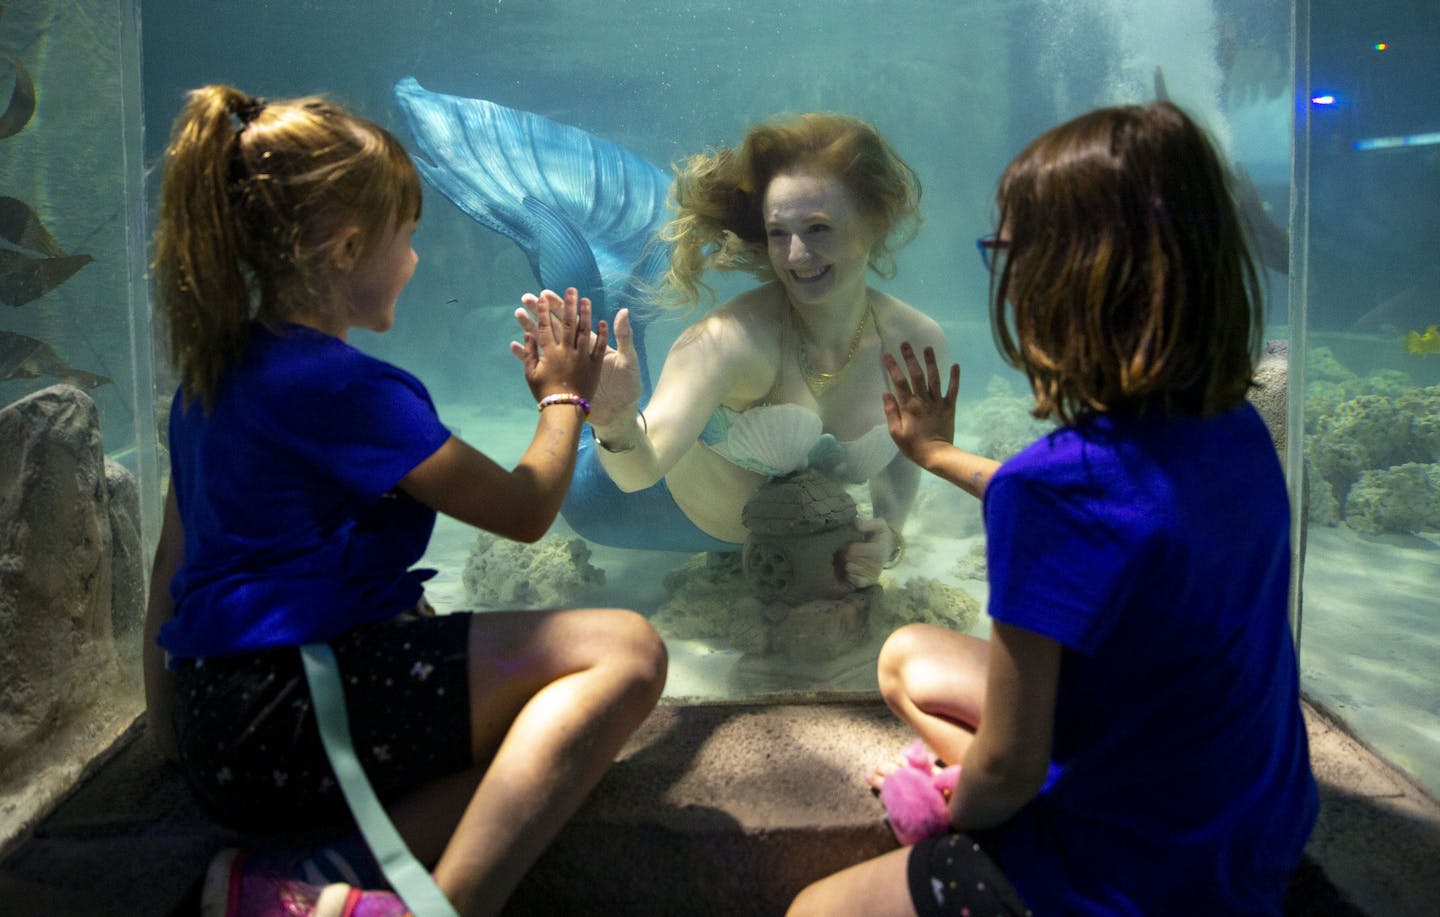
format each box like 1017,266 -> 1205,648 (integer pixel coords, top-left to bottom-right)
152,85 -> 421,409
153,86 -> 258,409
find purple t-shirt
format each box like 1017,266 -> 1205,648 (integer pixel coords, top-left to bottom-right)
159,323 -> 452,658
984,402 -> 1317,915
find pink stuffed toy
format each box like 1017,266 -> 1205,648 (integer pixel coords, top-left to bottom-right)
878,740 -> 962,845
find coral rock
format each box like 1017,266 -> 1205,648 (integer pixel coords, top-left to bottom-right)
1248,340 -> 1289,462
1343,463 -> 1440,535
1396,385 -> 1440,462
873,577 -> 981,635
0,385 -> 121,766
461,531 -> 604,609
1308,395 -> 1415,500
968,375 -> 1053,463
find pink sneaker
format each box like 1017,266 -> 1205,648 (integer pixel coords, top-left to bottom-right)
201,848 -> 326,916
876,740 -> 963,846
203,847 -> 416,917
313,886 -> 412,917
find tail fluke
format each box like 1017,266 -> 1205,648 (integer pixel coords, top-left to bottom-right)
393,77 -> 673,395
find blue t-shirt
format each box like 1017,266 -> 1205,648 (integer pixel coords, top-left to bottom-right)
158,323 -> 453,659
984,402 -> 1318,916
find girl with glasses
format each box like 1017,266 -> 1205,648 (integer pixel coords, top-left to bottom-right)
790,101 -> 1317,917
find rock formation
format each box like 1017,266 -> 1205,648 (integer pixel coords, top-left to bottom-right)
0,384 -> 140,790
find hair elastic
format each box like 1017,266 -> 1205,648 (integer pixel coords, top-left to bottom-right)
233,96 -> 266,130
537,392 -> 591,418
593,410 -> 646,453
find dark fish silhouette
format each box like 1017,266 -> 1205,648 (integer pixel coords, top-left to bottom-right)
0,249 -> 93,306
0,53 -> 35,139
0,197 -> 94,305
1231,162 -> 1289,274
1153,66 -> 1170,102
1154,66 -> 1288,274
0,330 -> 110,389
0,196 -> 66,256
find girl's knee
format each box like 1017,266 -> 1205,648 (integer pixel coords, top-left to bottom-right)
625,610 -> 668,691
877,623 -> 933,698
591,607 -> 668,695
786,880 -> 824,917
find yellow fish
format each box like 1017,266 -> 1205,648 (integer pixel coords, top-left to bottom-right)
1405,325 -> 1440,357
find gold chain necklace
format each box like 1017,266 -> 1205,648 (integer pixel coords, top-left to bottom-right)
794,305 -> 870,395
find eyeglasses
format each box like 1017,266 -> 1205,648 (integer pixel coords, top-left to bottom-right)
976,234 -> 1010,272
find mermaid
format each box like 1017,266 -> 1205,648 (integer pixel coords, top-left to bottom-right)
395,79 -> 946,584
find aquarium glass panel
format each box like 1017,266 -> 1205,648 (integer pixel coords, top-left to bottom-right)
1295,0 -> 1440,797
138,0 -> 1292,701
0,0 -> 153,848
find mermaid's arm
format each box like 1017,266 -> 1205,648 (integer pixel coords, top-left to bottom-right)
559,439 -> 738,552
844,458 -> 920,586
591,309 -> 749,492
394,80 -> 747,552
871,454 -> 921,534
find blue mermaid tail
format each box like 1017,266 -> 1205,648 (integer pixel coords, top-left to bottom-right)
393,77 -> 670,396
394,78 -> 733,552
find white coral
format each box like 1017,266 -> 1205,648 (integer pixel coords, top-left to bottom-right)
461,531 -> 605,609
1342,463 -> 1440,535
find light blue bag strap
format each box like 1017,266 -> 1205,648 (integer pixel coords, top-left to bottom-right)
300,642 -> 460,917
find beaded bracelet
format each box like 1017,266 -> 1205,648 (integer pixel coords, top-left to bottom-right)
537,393 -> 591,419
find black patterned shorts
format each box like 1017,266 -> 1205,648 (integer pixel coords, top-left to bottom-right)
908,832 -> 1032,917
171,611 -> 473,833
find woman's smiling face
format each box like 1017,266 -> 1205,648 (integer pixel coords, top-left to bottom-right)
764,169 -> 876,309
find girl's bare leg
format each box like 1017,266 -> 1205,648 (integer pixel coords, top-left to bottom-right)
877,623 -> 990,767
384,607 -> 666,916
788,626 -> 993,917
787,846 -> 917,917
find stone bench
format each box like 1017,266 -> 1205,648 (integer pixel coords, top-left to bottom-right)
5,698 -> 1437,915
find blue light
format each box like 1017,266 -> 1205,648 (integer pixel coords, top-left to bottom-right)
1355,131 -> 1440,152
1311,94 -> 1337,106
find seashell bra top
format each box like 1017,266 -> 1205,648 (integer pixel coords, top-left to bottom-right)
698,402 -> 896,483
697,309 -> 898,484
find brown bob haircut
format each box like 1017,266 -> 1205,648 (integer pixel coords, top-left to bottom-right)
990,101 -> 1264,426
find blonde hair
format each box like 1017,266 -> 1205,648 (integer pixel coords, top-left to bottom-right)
152,85 -> 421,408
991,101 -> 1262,425
659,112 -> 920,307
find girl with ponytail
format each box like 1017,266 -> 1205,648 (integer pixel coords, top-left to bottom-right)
146,86 -> 666,917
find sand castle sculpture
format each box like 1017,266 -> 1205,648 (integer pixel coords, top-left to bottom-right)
650,471 -> 981,670
735,469 -> 875,660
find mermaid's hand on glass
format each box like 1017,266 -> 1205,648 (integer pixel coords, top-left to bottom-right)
588,307 -> 644,427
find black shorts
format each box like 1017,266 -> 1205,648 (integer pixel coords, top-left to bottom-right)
908,832 -> 1032,917
171,611 -> 473,833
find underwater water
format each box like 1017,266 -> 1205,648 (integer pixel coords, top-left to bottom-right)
113,0 -> 1437,790
0,1 -> 151,479
1291,0 -> 1440,798
134,0 -> 1300,702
